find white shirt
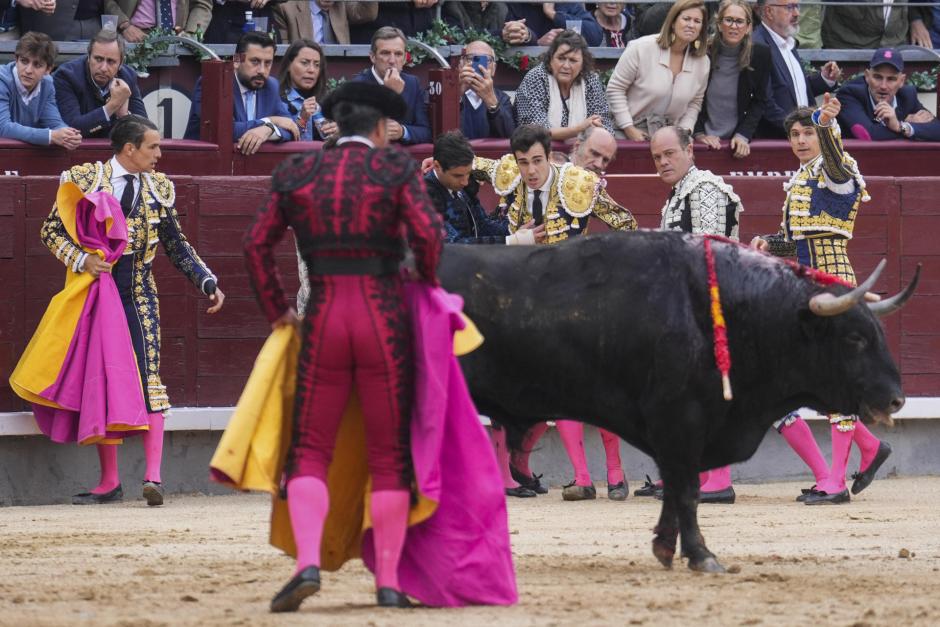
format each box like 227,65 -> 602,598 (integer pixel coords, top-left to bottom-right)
109,156 -> 140,211
525,168 -> 555,218
336,135 -> 375,147
766,26 -> 809,107
465,90 -> 483,110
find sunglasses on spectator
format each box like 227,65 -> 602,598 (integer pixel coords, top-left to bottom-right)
721,17 -> 749,26
768,3 -> 800,12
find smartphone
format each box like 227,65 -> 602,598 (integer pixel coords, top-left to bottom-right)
471,54 -> 489,76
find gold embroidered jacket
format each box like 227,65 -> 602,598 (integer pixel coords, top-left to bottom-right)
472,155 -> 637,244
40,161 -> 216,411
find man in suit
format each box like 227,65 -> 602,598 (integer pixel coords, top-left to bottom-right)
104,0 -> 212,42
185,31 -> 299,153
822,0 -> 932,49
348,0 -> 436,44
351,26 -> 431,145
53,30 -> 148,139
838,48 -> 940,142
500,2 -> 602,47
458,40 -> 515,140
752,0 -> 840,138
17,0 -> 101,41
273,0 -> 377,44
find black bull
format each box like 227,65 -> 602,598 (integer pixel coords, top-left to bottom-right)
438,231 -> 918,573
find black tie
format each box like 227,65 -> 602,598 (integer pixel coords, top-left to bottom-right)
531,190 -> 543,226
120,174 -> 136,217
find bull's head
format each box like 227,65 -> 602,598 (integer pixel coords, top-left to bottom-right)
803,260 -> 921,426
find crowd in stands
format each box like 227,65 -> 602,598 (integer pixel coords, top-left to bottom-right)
3,1 -> 940,153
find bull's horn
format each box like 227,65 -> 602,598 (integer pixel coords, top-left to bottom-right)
868,263 -> 922,317
809,259 -> 886,317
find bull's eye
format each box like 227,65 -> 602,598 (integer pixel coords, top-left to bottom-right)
845,331 -> 869,351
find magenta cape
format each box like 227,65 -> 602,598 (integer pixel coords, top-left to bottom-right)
14,189 -> 148,444
360,283 -> 518,606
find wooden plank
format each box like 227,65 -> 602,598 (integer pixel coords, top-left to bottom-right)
197,177 -> 270,216
197,337 -> 266,376
902,215 -> 940,257
198,297 -> 270,339
196,375 -> 248,406
901,335 -> 940,374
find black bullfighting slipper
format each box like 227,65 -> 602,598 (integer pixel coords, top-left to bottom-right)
505,486 -> 537,498
142,481 -> 164,507
376,587 -> 412,608
804,489 -> 850,505
699,486 -> 736,504
71,485 -> 123,505
270,566 -> 321,613
633,475 -> 661,497
510,466 -> 548,494
851,441 -> 892,495
562,482 -> 597,501
607,481 -> 628,501
795,486 -> 819,502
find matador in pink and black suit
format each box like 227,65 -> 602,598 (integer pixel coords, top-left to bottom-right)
244,82 -> 444,611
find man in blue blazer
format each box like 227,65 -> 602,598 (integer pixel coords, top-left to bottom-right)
752,0 -> 840,138
350,26 -> 431,145
184,32 -> 299,153
837,48 -> 940,142
458,40 -> 515,140
500,2 -> 602,47
53,30 -> 147,139
0,31 -> 81,148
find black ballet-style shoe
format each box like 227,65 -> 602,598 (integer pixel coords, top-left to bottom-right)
851,441 -> 892,495
376,587 -> 412,608
270,566 -> 321,613
142,481 -> 164,507
510,466 -> 548,494
699,486 -> 736,505
633,475 -> 661,498
71,484 -> 123,505
505,486 -> 537,498
796,486 -> 820,502
804,489 -> 851,505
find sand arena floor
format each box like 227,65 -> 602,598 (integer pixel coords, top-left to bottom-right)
1,477 -> 939,627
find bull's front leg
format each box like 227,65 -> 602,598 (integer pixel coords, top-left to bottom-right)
659,463 -> 725,574
652,493 -> 679,569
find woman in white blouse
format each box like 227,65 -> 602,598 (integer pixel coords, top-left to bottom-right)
605,0 -> 710,141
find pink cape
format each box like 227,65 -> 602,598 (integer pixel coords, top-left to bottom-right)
32,192 -> 149,443
359,282 -> 518,607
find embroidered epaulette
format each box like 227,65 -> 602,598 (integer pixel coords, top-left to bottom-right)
365,146 -> 417,187
271,150 -> 323,193
62,162 -> 103,193
144,171 -> 175,206
485,154 -> 522,197
556,163 -> 599,218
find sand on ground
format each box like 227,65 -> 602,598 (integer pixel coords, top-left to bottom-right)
1,477 -> 939,627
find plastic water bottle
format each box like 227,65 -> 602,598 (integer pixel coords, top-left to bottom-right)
311,105 -> 328,138
243,11 -> 255,32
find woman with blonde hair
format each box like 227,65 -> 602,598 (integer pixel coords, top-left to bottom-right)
693,0 -> 771,159
605,0 -> 710,141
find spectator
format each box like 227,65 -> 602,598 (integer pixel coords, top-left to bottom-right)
443,0 -> 507,33
104,0 -> 212,42
694,0 -> 771,159
0,32 -> 81,149
752,0 -> 840,139
924,9 -> 940,48
350,26 -> 431,145
184,31 -> 299,153
458,40 -> 515,140
277,39 -> 337,141
515,30 -> 613,141
273,0 -> 377,44
794,3 -> 823,49
570,126 -> 618,175
203,0 -> 276,44
17,0 -> 101,42
627,2 -> 671,40
822,0 -> 932,49
425,130 -> 544,246
53,30 -> 147,140
0,0 -> 19,42
501,2 -> 603,47
606,0 -> 710,141
349,0 -> 436,44
837,47 -> 940,141
594,2 -> 632,47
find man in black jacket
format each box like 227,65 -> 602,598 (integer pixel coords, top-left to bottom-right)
53,30 -> 147,139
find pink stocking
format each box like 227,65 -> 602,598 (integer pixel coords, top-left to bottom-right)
510,422 -> 549,478
701,466 -> 732,492
698,471 -> 710,489
287,476 -> 329,574
780,417 -> 828,484
600,429 -> 624,485
91,444 -> 120,494
141,412 -> 164,483
816,423 -> 853,494
556,420 -> 592,486
370,489 -> 409,591
491,428 -> 520,489
853,421 -> 881,471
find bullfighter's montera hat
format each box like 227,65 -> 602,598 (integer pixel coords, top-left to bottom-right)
321,81 -> 407,121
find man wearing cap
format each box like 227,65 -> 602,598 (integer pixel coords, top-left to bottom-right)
244,81 -> 443,611
837,48 -> 940,142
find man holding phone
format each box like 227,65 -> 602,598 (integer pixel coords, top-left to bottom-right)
459,40 -> 515,140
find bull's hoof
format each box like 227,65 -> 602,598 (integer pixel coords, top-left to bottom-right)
688,556 -> 725,573
652,541 -> 675,569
